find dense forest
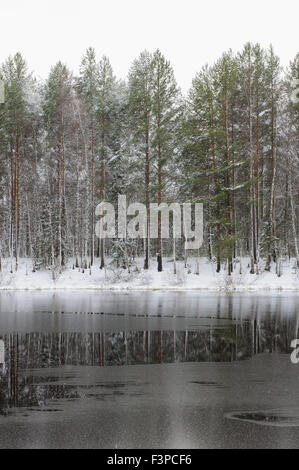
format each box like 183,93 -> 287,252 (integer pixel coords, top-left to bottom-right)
0,43 -> 299,277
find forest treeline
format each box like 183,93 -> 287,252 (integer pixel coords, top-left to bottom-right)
0,43 -> 299,276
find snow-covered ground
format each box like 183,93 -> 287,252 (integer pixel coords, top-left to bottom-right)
1,257 -> 299,291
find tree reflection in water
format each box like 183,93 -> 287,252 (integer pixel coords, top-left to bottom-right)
0,309 -> 298,415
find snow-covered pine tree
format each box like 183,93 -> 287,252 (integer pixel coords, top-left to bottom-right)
151,50 -> 180,272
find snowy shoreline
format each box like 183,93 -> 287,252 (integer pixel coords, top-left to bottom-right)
1,257 -> 299,292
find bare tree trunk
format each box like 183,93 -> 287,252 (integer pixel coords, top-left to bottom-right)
157,143 -> 162,272
211,128 -> 221,273
224,91 -> 232,275
289,166 -> 299,267
255,78 -> 260,259
248,54 -> 257,273
91,118 -> 95,266
270,91 -> 277,265
100,125 -> 105,269
156,71 -> 162,272
144,123 -> 150,270
14,133 -> 20,271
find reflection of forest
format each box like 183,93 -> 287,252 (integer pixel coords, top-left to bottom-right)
0,314 -> 298,413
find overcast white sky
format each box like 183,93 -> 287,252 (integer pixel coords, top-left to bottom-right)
0,0 -> 298,92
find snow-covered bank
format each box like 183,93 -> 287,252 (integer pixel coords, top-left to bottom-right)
1,257 -> 299,291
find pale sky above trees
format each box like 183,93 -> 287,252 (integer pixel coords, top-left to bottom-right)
0,0 -> 298,92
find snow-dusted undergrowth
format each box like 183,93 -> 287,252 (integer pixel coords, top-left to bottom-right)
1,257 -> 299,291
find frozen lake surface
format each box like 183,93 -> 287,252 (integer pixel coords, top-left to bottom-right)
1,291 -> 299,448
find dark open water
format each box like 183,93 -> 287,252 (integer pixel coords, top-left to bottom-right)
1,291 -> 299,448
